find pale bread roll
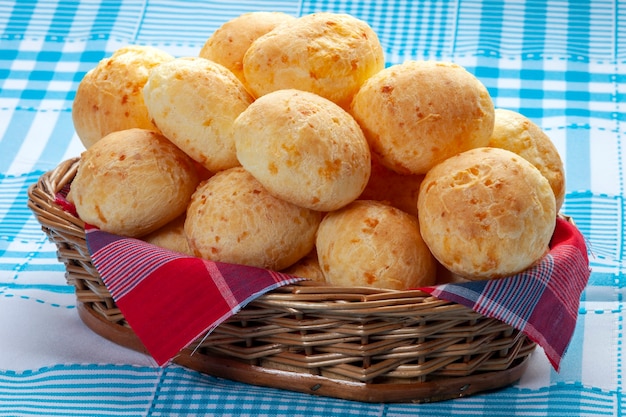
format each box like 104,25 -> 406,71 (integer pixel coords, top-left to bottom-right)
141,214 -> 193,255
143,57 -> 254,172
199,12 -> 296,87
243,12 -> 385,108
68,128 -> 199,237
234,89 -> 371,212
418,147 -> 556,280
351,60 -> 495,175
489,108 -> 565,212
316,200 -> 437,290
359,155 -> 424,217
72,45 -> 174,149
281,248 -> 326,283
185,167 -> 322,271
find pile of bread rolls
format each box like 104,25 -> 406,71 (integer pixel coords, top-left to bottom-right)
68,11 -> 564,290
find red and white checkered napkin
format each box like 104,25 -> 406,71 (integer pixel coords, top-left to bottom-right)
84,216 -> 589,370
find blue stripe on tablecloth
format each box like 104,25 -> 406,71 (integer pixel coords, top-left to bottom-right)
562,192 -> 622,268
2,0 -> 622,62
0,172 -> 48,241
133,0 -> 301,45
453,0 -> 615,61
0,109 -> 77,173
0,0 -> 137,41
300,0 -> 621,61
0,364 -> 618,417
0,282 -> 72,293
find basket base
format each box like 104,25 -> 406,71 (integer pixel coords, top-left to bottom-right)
77,302 -> 532,403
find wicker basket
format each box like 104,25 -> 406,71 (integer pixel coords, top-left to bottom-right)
28,157 -> 537,403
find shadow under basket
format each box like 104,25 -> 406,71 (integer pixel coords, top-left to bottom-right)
28,157 -> 537,404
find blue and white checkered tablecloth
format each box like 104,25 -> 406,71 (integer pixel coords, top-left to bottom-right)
0,0 -> 623,415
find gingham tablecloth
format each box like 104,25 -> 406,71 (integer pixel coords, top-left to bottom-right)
0,1 -> 622,416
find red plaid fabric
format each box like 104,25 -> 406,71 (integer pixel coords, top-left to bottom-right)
85,225 -> 305,365
419,217 -> 590,370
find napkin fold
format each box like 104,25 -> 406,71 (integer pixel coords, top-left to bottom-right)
419,216 -> 590,370
85,225 -> 305,365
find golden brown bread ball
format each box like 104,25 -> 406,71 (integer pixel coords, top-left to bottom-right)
234,89 -> 371,212
72,45 -> 174,149
489,108 -> 566,212
199,12 -> 296,87
243,12 -> 385,108
417,147 -> 556,280
351,60 -> 495,175
141,214 -> 193,255
185,167 -> 322,271
143,57 -> 254,172
281,248 -> 326,283
68,128 -> 199,237
359,155 -> 424,217
316,200 -> 437,290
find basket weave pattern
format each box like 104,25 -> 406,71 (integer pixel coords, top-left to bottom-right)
28,157 -> 536,402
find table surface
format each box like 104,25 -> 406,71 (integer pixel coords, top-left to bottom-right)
0,1 -> 623,416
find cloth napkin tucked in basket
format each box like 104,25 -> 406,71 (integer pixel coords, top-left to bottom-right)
420,216 -> 590,371
85,225 -> 306,365
84,215 -> 589,370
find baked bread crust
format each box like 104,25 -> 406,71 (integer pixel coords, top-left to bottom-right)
489,108 -> 566,212
68,128 -> 199,237
199,11 -> 296,88
243,12 -> 385,108
185,167 -> 322,271
417,147 -> 556,280
234,89 -> 371,212
72,46 -> 174,148
351,60 -> 495,175
316,200 -> 436,289
143,57 -> 254,172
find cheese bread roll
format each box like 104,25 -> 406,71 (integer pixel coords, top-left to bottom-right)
316,200 -> 436,290
359,155 -> 424,217
143,57 -> 254,172
72,46 -> 174,148
351,60 -> 495,175
185,167 -> 322,271
418,147 -> 556,280
141,214 -> 193,255
234,89 -> 371,212
489,108 -> 565,212
68,128 -> 199,237
243,12 -> 385,108
199,11 -> 296,87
